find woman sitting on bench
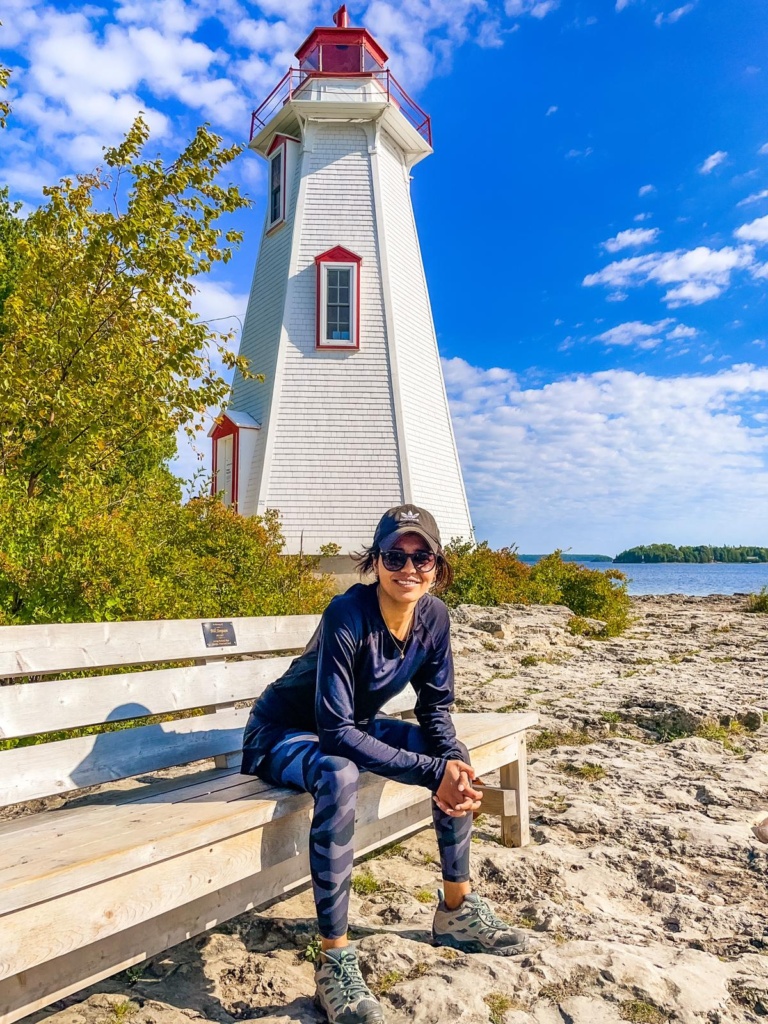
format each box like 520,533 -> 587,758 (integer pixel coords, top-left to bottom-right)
241,505 -> 529,1024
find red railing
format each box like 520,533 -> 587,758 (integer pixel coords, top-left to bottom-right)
249,69 -> 432,147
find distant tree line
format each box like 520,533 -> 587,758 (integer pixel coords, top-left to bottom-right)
614,544 -> 768,564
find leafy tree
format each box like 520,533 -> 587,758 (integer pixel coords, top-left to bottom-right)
0,116 -> 257,498
0,116 -> 335,624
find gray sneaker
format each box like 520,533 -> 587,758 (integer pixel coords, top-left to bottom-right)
432,890 -> 531,956
314,947 -> 385,1023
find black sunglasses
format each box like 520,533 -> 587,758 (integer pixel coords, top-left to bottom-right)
380,549 -> 436,572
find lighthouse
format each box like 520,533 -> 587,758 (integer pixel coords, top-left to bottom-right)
212,6 -> 473,554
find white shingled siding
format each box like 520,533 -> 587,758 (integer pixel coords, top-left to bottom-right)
229,140 -> 301,517
261,124 -> 403,553
377,133 -> 473,544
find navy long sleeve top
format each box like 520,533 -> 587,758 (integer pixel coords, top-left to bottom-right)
241,583 -> 463,791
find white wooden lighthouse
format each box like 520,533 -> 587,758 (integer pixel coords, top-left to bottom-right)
211,6 -> 473,554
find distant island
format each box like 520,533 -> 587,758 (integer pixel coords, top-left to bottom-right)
519,554 -> 614,563
614,544 -> 768,564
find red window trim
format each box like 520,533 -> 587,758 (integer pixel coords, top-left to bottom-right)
315,246 -> 362,350
210,417 -> 240,509
295,28 -> 388,68
267,142 -> 287,229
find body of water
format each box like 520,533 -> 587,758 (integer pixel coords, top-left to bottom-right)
577,561 -> 768,596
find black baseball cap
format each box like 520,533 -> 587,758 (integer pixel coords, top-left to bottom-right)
373,505 -> 442,555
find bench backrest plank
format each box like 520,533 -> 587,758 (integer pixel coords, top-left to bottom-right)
0,658 -> 296,740
0,616 -> 322,679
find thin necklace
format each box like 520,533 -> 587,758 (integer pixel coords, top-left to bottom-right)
376,586 -> 413,660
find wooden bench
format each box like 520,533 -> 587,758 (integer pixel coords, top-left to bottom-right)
0,615 -> 538,1024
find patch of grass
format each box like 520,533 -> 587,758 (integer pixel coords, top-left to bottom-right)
303,936 -> 323,964
380,842 -> 405,859
422,852 -> 437,866
591,679 -> 606,686
746,587 -> 768,613
601,711 -> 622,723
481,639 -> 499,651
695,719 -> 745,753
557,761 -> 606,781
438,947 -> 460,960
520,654 -> 539,667
539,968 -> 598,1003
711,656 -> 734,663
488,671 -> 517,681
351,869 -> 381,896
375,970 -> 403,995
516,914 -> 537,929
110,1002 -> 138,1021
619,999 -> 668,1023
524,686 -> 542,694
529,728 -> 593,751
497,700 -> 527,713
415,889 -> 436,904
407,961 -> 431,979
484,993 -> 525,1023
115,965 -> 145,986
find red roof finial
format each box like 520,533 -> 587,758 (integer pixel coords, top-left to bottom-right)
333,5 -> 349,28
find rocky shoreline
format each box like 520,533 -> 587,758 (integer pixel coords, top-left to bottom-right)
35,595 -> 768,1024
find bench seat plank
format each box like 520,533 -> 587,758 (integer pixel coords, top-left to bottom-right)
0,616 -> 321,680
0,716 -> 529,986
0,714 -> 535,916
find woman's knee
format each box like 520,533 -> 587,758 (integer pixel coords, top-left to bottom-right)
312,754 -> 359,796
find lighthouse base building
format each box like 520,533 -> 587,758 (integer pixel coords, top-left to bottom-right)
212,9 -> 473,554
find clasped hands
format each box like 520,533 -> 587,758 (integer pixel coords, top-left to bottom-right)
433,759 -> 484,817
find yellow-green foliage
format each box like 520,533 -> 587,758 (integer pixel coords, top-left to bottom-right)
0,481 -> 334,624
443,544 -> 630,636
746,587 -> 768,613
0,119 -> 335,626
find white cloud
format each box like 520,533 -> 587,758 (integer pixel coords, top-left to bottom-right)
602,227 -> 660,252
759,143 -> 768,156
699,150 -> 727,174
584,244 -> 756,306
634,212 -> 652,221
565,146 -> 593,159
594,319 -> 696,350
737,189 -> 768,207
666,324 -> 697,340
595,319 -> 675,350
443,357 -> 768,551
655,4 -> 695,26
505,0 -> 560,18
638,184 -> 655,196
615,0 -> 634,10
735,214 -> 768,244
546,105 -> 558,116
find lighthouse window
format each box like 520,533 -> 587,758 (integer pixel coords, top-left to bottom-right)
316,258 -> 359,349
268,147 -> 284,227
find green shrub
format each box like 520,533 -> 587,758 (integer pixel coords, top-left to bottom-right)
746,587 -> 768,613
442,543 -> 631,636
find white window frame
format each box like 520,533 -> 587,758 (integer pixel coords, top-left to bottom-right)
318,261 -> 358,348
268,145 -> 286,229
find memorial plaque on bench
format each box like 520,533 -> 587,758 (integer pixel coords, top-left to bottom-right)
202,621 -> 237,648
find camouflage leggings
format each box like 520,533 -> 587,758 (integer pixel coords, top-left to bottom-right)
256,717 -> 472,939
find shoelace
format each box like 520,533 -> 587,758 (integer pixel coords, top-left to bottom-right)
327,951 -> 370,1003
466,895 -> 510,933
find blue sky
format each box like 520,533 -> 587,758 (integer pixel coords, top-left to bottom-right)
2,0 -> 768,554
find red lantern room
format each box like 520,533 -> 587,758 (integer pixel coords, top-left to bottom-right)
295,5 -> 389,76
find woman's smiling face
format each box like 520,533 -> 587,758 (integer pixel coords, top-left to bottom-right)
377,532 -> 436,607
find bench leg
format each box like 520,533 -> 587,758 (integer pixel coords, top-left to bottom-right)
499,733 -> 530,848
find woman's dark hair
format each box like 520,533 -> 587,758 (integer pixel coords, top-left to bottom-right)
353,545 -> 454,593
